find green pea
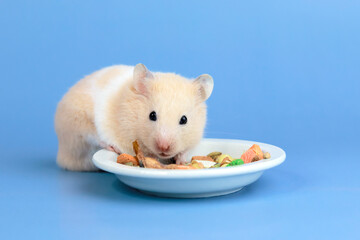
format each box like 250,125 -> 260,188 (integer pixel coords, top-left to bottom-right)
227,159 -> 244,167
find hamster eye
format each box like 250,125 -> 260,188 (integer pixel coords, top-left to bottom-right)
179,115 -> 187,125
149,111 -> 157,121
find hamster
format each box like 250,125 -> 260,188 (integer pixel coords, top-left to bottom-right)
55,63 -> 214,171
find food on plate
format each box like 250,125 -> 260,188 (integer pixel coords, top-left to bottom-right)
117,153 -> 139,166
116,140 -> 270,170
133,140 -> 196,170
190,160 -> 205,169
263,152 -> 271,159
207,151 -> 222,160
164,164 -> 196,170
240,144 -> 264,163
227,159 -> 244,166
191,156 -> 214,162
216,154 -> 234,164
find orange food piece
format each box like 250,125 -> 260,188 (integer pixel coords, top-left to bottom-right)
191,156 -> 214,162
117,153 -> 139,166
133,140 -> 145,166
240,144 -> 264,163
241,149 -> 257,163
127,139 -> 198,170
249,144 -> 264,159
165,164 -> 196,170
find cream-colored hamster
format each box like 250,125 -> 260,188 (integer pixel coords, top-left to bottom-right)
55,63 -> 214,171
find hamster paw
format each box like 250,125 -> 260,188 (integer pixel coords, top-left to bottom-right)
100,141 -> 121,154
175,152 -> 187,165
107,145 -> 121,155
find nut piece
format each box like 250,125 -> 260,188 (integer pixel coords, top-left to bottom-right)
263,152 -> 271,159
191,156 -> 214,162
142,157 -> 164,169
207,152 -> 222,160
117,153 -> 139,166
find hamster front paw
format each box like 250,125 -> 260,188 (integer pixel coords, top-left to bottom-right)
174,152 -> 188,165
100,141 -> 121,154
107,145 -> 121,155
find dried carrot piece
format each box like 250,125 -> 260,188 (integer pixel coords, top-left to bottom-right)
117,153 -> 139,166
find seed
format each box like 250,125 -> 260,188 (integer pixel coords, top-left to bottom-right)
207,151 -> 222,160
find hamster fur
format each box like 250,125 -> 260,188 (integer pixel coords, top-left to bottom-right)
55,64 -> 213,171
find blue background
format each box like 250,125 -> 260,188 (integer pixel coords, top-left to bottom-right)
1,0 -> 359,239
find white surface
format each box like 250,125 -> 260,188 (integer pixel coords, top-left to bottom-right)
92,138 -> 286,198
196,160 -> 216,168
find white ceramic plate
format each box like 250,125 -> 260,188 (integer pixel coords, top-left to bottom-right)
92,138 -> 286,198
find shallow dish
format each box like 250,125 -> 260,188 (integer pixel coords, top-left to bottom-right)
92,138 -> 286,198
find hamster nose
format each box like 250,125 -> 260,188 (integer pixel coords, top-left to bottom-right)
156,139 -> 171,152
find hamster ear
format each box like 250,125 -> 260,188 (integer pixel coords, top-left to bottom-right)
193,74 -> 214,101
133,63 -> 154,95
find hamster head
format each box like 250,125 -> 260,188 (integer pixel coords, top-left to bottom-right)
131,63 -> 213,159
